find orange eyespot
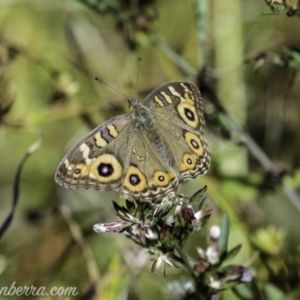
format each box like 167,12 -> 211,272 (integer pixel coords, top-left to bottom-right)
184,132 -> 204,156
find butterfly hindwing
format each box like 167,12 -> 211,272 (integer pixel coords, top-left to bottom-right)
118,130 -> 179,200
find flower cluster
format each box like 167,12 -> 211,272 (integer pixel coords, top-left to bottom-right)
93,186 -> 255,299
94,187 -> 210,272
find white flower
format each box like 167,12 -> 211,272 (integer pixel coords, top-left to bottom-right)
151,252 -> 178,276
210,226 -> 221,239
206,246 -> 219,265
209,276 -> 222,290
145,228 -> 158,240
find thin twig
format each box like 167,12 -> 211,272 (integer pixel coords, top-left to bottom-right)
59,203 -> 101,290
192,0 -> 209,64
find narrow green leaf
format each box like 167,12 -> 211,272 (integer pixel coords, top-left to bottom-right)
218,213 -> 230,253
263,284 -> 285,300
233,283 -> 258,300
190,186 -> 207,203
126,199 -> 136,212
220,244 -> 242,266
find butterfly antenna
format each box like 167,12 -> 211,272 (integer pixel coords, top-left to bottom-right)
134,57 -> 142,99
94,76 -> 128,98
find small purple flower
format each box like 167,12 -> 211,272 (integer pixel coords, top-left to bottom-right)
227,265 -> 256,283
93,221 -> 127,233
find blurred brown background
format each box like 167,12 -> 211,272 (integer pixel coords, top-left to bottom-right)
0,0 -> 300,299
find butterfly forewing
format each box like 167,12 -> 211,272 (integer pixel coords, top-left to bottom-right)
144,82 -> 206,134
55,115 -> 133,190
145,81 -> 210,179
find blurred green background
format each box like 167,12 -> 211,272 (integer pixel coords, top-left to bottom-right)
0,0 -> 300,299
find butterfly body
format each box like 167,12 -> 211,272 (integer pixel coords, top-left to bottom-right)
55,82 -> 210,201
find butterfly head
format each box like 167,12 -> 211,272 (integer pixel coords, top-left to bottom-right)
127,97 -> 140,111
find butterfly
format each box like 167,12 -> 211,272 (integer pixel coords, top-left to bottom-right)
55,82 -> 210,201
